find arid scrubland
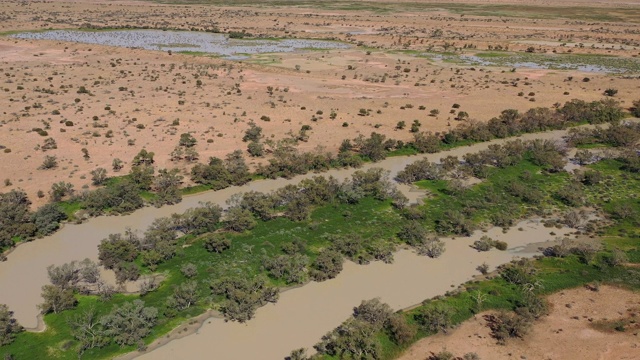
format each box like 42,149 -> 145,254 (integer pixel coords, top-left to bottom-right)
1,0 -> 640,205
0,1 -> 640,359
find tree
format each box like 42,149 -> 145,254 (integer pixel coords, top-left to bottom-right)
129,165 -> 154,190
100,299 -> 158,346
114,262 -> 141,285
112,158 -> 124,172
224,206 -> 256,232
262,254 -> 309,284
184,147 -> 199,163
131,149 -> 154,166
397,221 -> 428,246
354,132 -> 387,162
166,281 -> 198,311
486,311 -> 533,344
98,232 -> 141,270
353,298 -> 393,328
315,318 -> 381,359
31,203 -> 66,236
225,150 -> 250,185
39,284 -> 77,314
175,202 -> 223,235
90,167 -> 108,186
310,249 -> 344,281
82,179 -> 143,215
67,306 -> 109,355
178,133 -> 197,147
180,263 -> 198,278
573,149 -> 595,165
472,235 -> 495,252
242,121 -> 263,142
415,303 -> 454,334
78,258 -> 101,285
170,146 -> 184,162
41,137 -> 57,151
556,181 -> 586,207
141,217 -> 178,262
153,168 -> 183,206
247,141 -> 264,157
49,181 -> 74,202
0,189 -> 33,247
47,262 -> 81,290
190,157 -> 231,189
210,276 -> 279,322
286,348 -> 309,360
413,132 -> 441,153
0,304 -> 23,346
203,233 -> 231,253
435,210 -> 473,236
387,313 -> 416,345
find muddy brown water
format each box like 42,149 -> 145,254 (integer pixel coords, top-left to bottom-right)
130,219 -> 571,360
0,128 -> 572,330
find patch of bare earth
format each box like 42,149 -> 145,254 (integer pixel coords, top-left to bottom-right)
399,285 -> 640,360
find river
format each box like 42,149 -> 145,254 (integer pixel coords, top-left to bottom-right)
0,128 -> 572,330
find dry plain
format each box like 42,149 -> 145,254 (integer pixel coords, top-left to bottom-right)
1,0 -> 640,205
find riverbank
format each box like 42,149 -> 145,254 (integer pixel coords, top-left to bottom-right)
128,218 -> 573,360
0,125 -> 582,329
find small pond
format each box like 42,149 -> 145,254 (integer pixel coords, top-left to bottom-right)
10,29 -> 350,59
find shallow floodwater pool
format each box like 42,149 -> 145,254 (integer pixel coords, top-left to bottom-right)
426,52 -> 640,73
10,30 -> 350,59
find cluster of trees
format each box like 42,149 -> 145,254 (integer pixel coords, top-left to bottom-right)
398,138 -> 568,185
484,259 -> 550,344
39,259 -> 106,315
453,99 -> 623,143
0,190 -> 67,249
394,136 -> 595,234
226,168 -> 399,227
66,300 -> 158,356
0,99 -> 626,252
83,168 -> 408,324
98,202 -> 223,281
349,99 -> 624,164
190,150 -> 250,189
81,179 -> 144,216
397,221 -> 446,257
210,276 -> 278,322
314,299 -> 415,359
567,122 -> 640,149
326,101 -> 616,172
256,141 -> 357,179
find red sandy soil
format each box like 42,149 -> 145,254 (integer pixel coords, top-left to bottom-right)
0,0 -> 639,207
400,285 -> 640,360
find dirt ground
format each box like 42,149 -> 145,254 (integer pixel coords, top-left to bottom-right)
399,285 -> 640,360
0,0 -> 639,206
